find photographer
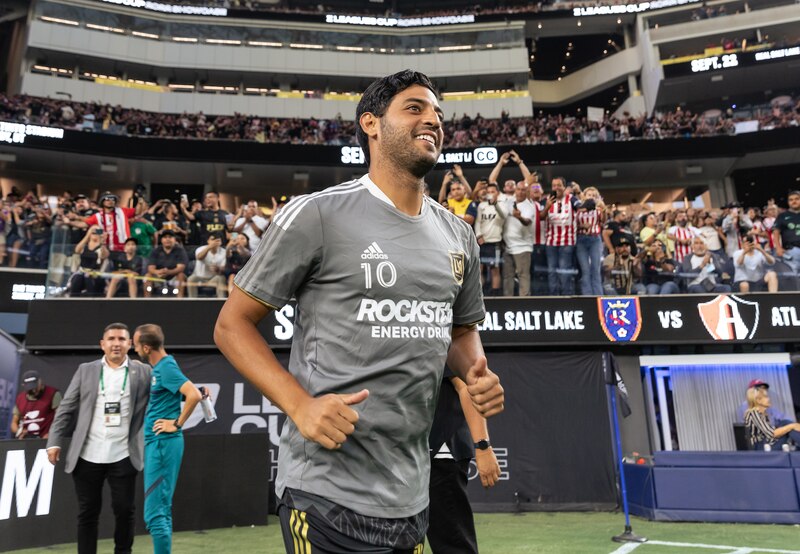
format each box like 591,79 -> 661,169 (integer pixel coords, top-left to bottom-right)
733,235 -> 778,293
68,225 -> 109,297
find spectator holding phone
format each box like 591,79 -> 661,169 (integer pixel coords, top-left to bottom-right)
225,233 -> 251,294
69,225 -> 109,297
733,236 -> 778,293
232,200 -> 268,252
187,234 -> 227,298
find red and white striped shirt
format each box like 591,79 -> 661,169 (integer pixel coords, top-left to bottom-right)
577,209 -> 602,237
533,201 -> 547,245
669,225 -> 700,263
85,207 -> 136,252
546,194 -> 580,247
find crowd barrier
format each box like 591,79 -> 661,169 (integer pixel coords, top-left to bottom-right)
625,451 -> 800,524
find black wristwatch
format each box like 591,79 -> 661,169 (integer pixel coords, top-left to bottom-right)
173,419 -> 182,430
474,439 -> 491,450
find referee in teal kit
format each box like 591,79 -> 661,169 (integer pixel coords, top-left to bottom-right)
134,323 -> 202,554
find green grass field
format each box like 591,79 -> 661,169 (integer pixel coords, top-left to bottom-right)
11,513 -> 800,553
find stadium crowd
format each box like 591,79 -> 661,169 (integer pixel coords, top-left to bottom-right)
2,93 -> 799,147
3,151 -> 799,298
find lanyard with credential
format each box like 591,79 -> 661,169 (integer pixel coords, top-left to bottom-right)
100,366 -> 129,399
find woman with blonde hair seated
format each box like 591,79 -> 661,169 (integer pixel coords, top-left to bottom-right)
744,386 -> 800,450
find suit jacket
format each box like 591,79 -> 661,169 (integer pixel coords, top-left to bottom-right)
46,359 -> 152,473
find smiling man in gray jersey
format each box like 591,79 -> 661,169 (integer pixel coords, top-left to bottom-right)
214,70 -> 504,554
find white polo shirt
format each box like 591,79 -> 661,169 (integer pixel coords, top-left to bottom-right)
79,356 -> 132,465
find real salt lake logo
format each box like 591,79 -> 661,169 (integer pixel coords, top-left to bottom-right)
361,242 -> 388,260
598,297 -> 642,342
697,294 -> 759,341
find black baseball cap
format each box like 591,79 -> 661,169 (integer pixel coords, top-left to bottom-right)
22,370 -> 40,391
160,229 -> 177,237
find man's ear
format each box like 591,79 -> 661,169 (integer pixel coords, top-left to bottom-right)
359,112 -> 379,141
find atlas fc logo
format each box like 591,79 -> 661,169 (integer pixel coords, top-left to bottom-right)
697,294 -> 759,341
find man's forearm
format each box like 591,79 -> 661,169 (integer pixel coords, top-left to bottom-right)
446,325 -> 485,382
215,304 -> 312,420
452,378 -> 489,442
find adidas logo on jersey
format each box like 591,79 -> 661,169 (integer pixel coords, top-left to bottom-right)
361,241 -> 389,260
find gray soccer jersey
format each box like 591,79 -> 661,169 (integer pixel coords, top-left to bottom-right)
234,174 -> 485,519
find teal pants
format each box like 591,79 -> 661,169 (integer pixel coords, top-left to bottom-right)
144,436 -> 184,554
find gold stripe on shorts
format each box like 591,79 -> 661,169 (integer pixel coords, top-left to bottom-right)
290,508 -> 311,554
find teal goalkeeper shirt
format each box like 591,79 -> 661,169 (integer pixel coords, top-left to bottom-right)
144,355 -> 188,443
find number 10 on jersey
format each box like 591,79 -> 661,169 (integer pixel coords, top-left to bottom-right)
361,262 -> 397,289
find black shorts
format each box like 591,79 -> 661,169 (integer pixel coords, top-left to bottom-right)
479,242 -> 502,267
278,504 -> 424,554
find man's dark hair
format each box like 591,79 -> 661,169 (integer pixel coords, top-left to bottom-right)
135,323 -> 164,350
486,183 -> 499,191
355,70 -> 438,165
124,238 -> 137,246
103,322 -> 129,336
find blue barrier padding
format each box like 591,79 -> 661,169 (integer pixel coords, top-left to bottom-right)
652,509 -> 800,524
653,467 -> 799,511
623,464 -> 656,519
654,451 -> 791,468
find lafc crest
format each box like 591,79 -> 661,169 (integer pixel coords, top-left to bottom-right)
449,251 -> 465,285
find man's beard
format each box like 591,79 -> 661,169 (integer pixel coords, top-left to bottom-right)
678,220 -> 687,227
379,119 -> 438,179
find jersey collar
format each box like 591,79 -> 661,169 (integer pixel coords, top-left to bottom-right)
359,173 -> 427,216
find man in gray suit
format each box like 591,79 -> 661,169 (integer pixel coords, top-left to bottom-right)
46,322 -> 152,554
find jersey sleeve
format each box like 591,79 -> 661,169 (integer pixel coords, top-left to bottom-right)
234,196 -> 323,309
85,213 -> 99,226
121,207 -> 136,219
452,234 -> 486,326
161,360 -> 188,395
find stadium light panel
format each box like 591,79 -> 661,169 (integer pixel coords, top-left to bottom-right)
289,43 -> 324,49
86,23 -> 125,33
439,45 -> 472,52
207,39 -> 241,45
132,31 -> 159,39
173,37 -> 199,43
41,16 -> 79,26
248,41 -> 283,47
336,46 -> 364,52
